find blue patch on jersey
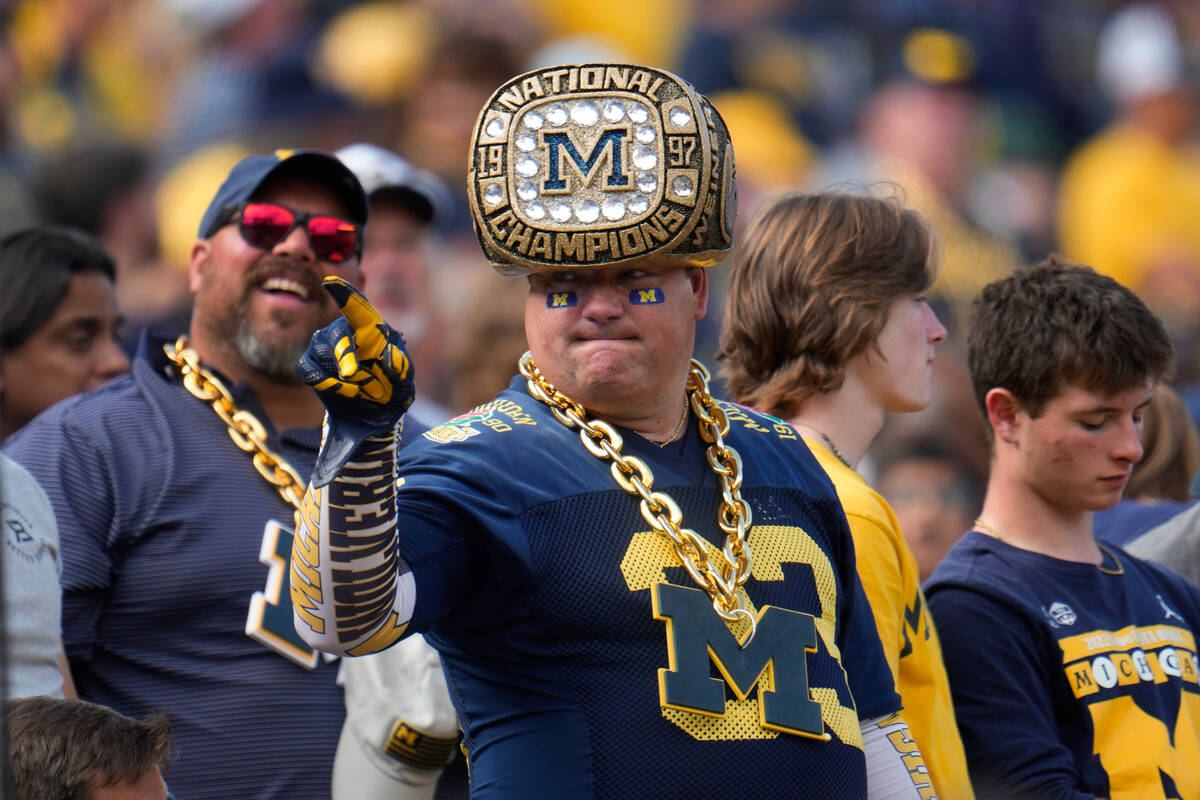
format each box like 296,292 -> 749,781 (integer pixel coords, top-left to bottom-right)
630,288 -> 664,305
547,291 -> 577,309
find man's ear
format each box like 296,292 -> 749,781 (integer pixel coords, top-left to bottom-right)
689,267 -> 708,319
189,240 -> 210,294
985,387 -> 1023,445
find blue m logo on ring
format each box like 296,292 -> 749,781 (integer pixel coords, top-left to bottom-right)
543,129 -> 630,192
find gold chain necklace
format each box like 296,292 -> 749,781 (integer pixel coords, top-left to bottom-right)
520,351 -> 758,637
974,517 -> 1124,575
164,336 -> 306,513
792,422 -> 853,470
639,401 -> 689,447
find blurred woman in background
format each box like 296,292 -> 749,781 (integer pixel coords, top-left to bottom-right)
0,225 -> 128,439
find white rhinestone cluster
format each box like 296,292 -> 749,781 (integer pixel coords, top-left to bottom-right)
483,183 -> 504,205
477,95 -> 699,225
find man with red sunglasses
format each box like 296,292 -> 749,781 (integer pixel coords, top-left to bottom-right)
5,149 -> 403,799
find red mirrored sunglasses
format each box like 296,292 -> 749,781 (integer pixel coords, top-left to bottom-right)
223,202 -> 361,263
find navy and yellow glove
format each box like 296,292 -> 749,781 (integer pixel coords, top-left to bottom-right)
300,277 -> 415,487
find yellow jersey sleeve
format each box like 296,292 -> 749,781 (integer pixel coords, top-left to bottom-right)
806,438 -> 975,800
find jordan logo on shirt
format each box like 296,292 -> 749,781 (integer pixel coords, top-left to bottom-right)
1157,594 -> 1184,623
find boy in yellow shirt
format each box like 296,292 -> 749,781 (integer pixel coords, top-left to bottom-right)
720,190 -> 973,799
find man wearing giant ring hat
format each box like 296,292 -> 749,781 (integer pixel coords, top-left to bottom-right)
290,62 -> 922,799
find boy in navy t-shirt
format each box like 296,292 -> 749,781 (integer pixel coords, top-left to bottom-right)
926,256 -> 1200,799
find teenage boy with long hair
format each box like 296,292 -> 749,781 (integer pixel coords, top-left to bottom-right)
720,191 -> 972,799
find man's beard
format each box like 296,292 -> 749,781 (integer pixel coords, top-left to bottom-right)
233,312 -> 311,385
206,257 -> 334,385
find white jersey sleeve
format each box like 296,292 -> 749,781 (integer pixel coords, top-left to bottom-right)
291,428 -> 415,656
863,712 -> 936,799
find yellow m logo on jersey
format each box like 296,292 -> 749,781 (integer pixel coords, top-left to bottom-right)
621,525 -> 862,747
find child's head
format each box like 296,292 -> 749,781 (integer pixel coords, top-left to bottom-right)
968,256 -> 1173,430
719,190 -> 937,417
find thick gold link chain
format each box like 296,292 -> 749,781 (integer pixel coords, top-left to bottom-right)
164,336 -> 306,512
519,351 -> 757,636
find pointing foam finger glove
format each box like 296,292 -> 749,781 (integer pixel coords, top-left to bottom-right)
299,277 -> 416,486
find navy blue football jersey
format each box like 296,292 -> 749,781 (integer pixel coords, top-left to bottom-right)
927,531 -> 1200,799
370,377 -> 898,799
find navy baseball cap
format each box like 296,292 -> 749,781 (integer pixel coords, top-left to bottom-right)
197,148 -> 369,238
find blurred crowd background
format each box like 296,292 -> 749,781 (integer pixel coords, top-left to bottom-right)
4,0 -> 1200,575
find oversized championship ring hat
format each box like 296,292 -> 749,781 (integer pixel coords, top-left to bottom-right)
468,63 -> 737,275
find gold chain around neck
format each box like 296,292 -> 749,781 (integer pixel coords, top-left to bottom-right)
520,351 -> 757,636
974,516 -> 1125,575
164,336 -> 306,512
793,423 -> 853,471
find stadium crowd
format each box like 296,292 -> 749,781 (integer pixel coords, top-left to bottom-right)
4,1 -> 1200,798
